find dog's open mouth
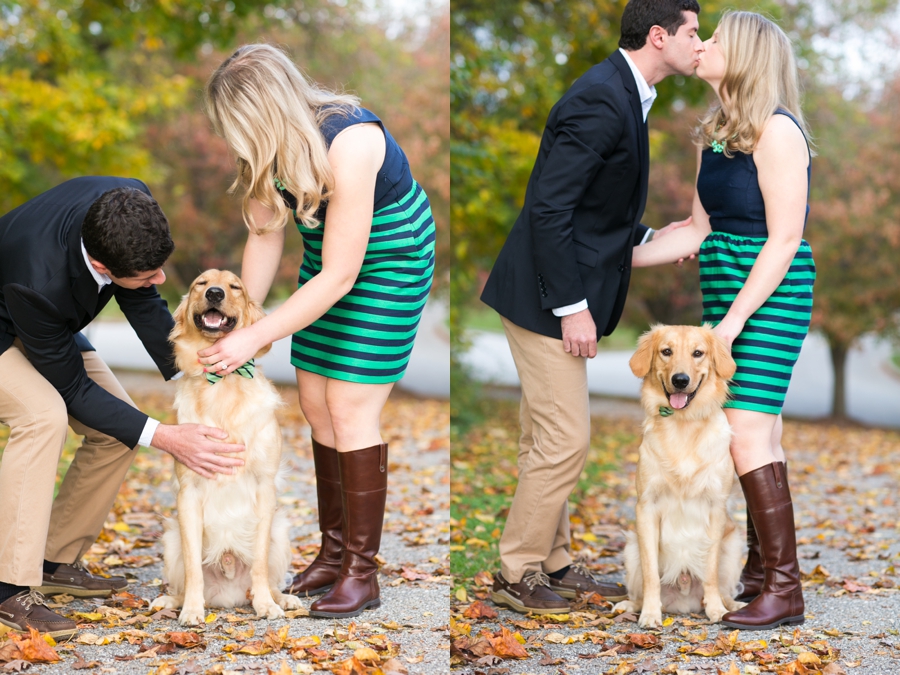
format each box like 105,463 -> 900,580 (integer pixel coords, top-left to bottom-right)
194,309 -> 237,333
663,376 -> 704,410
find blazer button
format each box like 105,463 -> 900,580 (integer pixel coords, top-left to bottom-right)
541,291 -> 548,298
617,264 -> 626,273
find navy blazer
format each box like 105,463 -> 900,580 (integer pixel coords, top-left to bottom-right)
481,50 -> 651,340
0,176 -> 177,449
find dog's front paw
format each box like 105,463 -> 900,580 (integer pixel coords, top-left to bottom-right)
638,606 -> 663,628
253,598 -> 285,621
149,595 -> 180,612
178,606 -> 206,626
724,597 -> 747,612
612,600 -> 638,614
277,593 -> 303,610
704,600 -> 728,623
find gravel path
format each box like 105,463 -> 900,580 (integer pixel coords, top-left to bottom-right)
452,402 -> 900,674
2,371 -> 450,675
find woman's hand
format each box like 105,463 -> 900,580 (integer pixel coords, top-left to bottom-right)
197,325 -> 265,376
712,315 -> 745,350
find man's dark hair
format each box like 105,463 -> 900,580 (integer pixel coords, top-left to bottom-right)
619,0 -> 701,51
82,187 -> 175,279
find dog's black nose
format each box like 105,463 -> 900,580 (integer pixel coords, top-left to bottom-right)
205,286 -> 225,304
672,373 -> 690,390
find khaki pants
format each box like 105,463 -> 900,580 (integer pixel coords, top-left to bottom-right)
498,318 -> 591,583
0,340 -> 137,586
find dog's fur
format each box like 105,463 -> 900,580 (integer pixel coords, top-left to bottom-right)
613,325 -> 745,627
150,269 -> 301,625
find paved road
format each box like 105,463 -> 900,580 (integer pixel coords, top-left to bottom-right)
461,329 -> 900,428
83,298 -> 450,399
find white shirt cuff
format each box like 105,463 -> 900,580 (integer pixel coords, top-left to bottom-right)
552,299 -> 588,317
139,417 -> 161,449
640,228 -> 655,245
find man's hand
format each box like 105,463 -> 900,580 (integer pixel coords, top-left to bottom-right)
654,215 -> 697,267
151,424 -> 245,479
561,309 -> 597,358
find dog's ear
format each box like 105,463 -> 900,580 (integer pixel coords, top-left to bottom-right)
708,327 -> 736,380
168,293 -> 189,343
248,299 -> 273,357
629,327 -> 658,378
247,298 -> 266,326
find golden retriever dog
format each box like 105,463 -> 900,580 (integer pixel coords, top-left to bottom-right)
613,324 -> 745,627
150,269 -> 301,625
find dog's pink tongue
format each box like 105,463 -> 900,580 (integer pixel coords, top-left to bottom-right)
203,310 -> 225,328
669,392 -> 689,410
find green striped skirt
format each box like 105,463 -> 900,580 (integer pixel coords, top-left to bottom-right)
699,232 -> 816,415
291,181 -> 436,384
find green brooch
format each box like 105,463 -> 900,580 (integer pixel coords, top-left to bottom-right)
711,138 -> 726,154
659,406 -> 675,417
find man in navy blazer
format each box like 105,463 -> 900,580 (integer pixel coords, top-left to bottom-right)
481,0 -> 704,614
0,177 -> 244,637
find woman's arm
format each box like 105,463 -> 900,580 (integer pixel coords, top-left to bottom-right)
198,123 -> 386,372
241,198 -> 286,305
713,115 -> 809,347
632,146 -> 712,268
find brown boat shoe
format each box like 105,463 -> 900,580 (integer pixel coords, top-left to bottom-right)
0,590 -> 78,639
35,562 -> 128,598
491,571 -> 570,615
547,563 -> 628,601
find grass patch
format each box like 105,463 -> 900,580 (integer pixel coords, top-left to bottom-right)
450,397 -> 640,593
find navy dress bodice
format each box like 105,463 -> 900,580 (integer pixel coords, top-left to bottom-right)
697,109 -> 810,237
278,107 -> 413,224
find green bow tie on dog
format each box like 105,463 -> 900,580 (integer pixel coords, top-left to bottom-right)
206,359 -> 255,385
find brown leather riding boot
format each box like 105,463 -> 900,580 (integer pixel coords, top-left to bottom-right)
286,439 -> 343,596
722,461 -> 804,630
310,443 -> 387,618
736,461 -> 787,602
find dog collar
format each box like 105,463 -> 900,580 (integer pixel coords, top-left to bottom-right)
206,359 -> 255,385
659,406 -> 675,417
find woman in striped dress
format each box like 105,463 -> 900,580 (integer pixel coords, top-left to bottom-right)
198,44 -> 435,618
631,12 -> 814,630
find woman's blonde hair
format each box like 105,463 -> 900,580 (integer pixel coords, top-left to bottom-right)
205,43 -> 360,233
697,11 -> 811,157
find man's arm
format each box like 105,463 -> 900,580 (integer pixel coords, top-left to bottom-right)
5,284 -> 244,477
114,285 -> 178,379
5,283 -> 149,448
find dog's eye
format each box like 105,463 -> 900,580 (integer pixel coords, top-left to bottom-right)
195,280 -> 208,286
693,350 -> 704,358
229,284 -> 241,290
661,348 -> 672,357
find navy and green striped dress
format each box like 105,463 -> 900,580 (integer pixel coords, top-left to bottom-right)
697,110 -> 816,414
278,107 -> 435,384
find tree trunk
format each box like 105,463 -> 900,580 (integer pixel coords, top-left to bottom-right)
830,341 -> 848,421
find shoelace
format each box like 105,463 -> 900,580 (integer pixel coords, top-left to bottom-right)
523,571 -> 551,590
16,590 -> 48,611
570,562 -> 599,580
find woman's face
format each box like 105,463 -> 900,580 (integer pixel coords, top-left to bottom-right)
697,27 -> 726,87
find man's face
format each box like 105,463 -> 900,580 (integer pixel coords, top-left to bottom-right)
663,11 -> 704,76
108,268 -> 167,289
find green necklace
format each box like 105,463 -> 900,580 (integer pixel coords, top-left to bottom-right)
711,120 -> 731,154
